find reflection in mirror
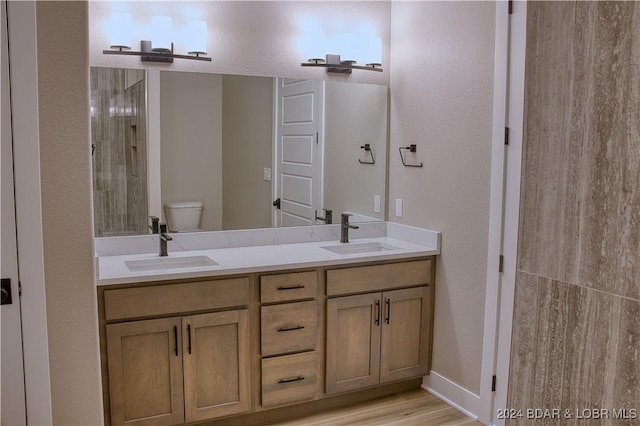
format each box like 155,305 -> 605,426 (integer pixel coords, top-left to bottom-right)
90,67 -> 388,237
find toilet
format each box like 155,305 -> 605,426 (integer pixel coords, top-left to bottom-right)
164,201 -> 204,232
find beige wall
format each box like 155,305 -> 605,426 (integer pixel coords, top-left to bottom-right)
35,1 -> 498,422
160,72 -> 223,231
389,1 -> 495,394
508,1 -> 640,414
36,1 -> 103,424
324,81 -> 387,221
88,1 -> 391,86
222,75 -> 274,230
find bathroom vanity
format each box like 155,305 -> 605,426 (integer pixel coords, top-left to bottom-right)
95,223 -> 440,426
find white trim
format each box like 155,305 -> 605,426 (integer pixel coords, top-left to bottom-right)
271,78 -> 279,228
479,1 -> 510,425
422,371 -> 480,420
6,1 -> 53,424
271,77 -> 280,228
318,80 -> 326,213
493,2 -> 528,425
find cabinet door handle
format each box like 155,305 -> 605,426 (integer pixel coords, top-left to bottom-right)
187,324 -> 192,354
278,376 -> 305,384
277,325 -> 305,332
277,284 -> 305,291
173,325 -> 178,356
375,300 -> 381,326
385,298 -> 391,324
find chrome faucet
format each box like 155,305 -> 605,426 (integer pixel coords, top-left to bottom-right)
340,213 -> 359,243
159,223 -> 173,257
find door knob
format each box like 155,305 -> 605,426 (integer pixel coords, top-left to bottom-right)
272,198 -> 281,209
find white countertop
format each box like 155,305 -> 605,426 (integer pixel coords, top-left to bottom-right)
97,236 -> 438,286
95,222 -> 441,286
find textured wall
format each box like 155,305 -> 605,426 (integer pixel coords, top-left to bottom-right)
36,2 -> 104,424
160,72 -> 223,231
389,1 -> 495,394
44,1 -> 497,421
508,1 -> 640,419
88,1 -> 390,86
222,75 -> 274,230
36,1 -> 385,424
324,81 -> 388,221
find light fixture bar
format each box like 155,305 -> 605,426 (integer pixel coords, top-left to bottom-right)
301,54 -> 382,73
102,40 -> 212,62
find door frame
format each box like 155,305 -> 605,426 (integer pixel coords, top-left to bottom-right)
6,1 -> 53,423
478,1 -> 527,425
1,0 -> 26,422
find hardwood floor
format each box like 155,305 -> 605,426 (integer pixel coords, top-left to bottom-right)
264,388 -> 483,426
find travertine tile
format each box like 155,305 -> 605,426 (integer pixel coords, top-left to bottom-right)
560,284 -> 614,425
518,1 -> 640,301
518,0 -> 583,286
507,272 -> 569,425
507,271 -> 542,413
576,1 -> 640,301
531,278 -> 568,420
91,68 -> 148,237
511,2 -> 640,423
509,273 -> 640,425
612,297 -> 640,417
561,288 -> 640,426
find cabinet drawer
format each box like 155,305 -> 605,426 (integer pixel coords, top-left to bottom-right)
261,351 -> 318,408
261,301 -> 317,356
326,260 -> 431,296
261,271 -> 317,303
104,278 -> 250,321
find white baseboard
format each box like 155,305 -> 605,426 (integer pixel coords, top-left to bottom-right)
422,371 -> 481,421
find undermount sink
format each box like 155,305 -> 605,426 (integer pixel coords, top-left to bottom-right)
125,255 -> 218,272
321,242 -> 401,255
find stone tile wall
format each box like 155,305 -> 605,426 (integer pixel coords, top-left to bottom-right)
507,2 -> 640,424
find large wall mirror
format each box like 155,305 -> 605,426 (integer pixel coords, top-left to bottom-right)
91,67 -> 388,237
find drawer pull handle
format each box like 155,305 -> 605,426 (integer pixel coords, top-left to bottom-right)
385,299 -> 391,324
173,326 -> 178,356
187,324 -> 192,354
277,325 -> 305,332
277,284 -> 305,291
278,376 -> 305,384
375,300 -> 381,326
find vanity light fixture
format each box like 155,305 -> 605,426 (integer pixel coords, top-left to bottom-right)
302,54 -> 383,74
103,13 -> 212,63
299,30 -> 383,73
150,16 -> 172,52
186,20 -> 208,56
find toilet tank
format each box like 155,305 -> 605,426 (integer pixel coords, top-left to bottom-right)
164,201 -> 203,232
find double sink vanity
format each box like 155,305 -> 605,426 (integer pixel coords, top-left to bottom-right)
95,222 -> 440,425
90,56 -> 439,426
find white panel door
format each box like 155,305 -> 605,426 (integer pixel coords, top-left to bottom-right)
274,78 -> 323,227
1,1 -> 27,423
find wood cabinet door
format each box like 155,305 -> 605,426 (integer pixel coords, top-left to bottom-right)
106,317 -> 185,426
380,286 -> 431,383
182,309 -> 251,422
326,293 -> 381,394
